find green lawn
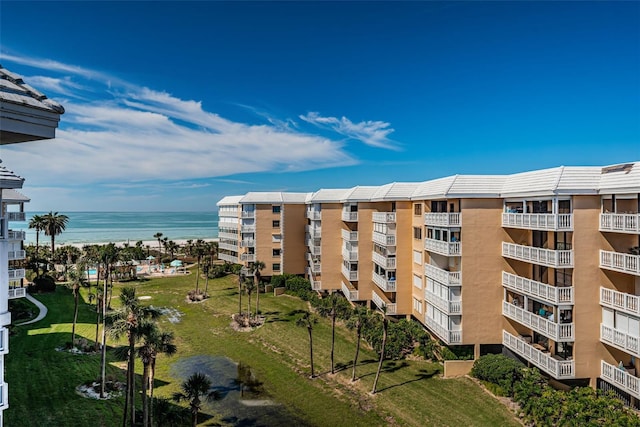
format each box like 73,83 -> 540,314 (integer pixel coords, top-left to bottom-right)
6,272 -> 520,426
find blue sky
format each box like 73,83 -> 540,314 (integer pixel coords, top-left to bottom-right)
1,1 -> 639,212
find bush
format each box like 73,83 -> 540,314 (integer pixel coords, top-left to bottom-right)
284,276 -> 311,296
271,273 -> 295,288
471,354 -> 524,396
30,275 -> 56,293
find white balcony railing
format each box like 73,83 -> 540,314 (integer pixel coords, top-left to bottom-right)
7,212 -> 25,221
218,231 -> 238,240
341,265 -> 358,282
424,264 -> 461,286
372,291 -> 397,314
309,245 -> 322,256
424,316 -> 462,345
372,272 -> 396,292
600,287 -> 640,317
341,229 -> 358,241
372,212 -> 396,223
502,330 -> 574,379
8,250 -> 26,261
342,211 -> 358,222
241,211 -> 255,219
502,213 -> 573,231
8,287 -> 26,299
240,253 -> 256,262
7,230 -> 26,240
601,324 -> 640,357
8,268 -> 26,281
424,290 -> 461,315
502,301 -> 574,342
311,280 -> 322,291
600,250 -> 640,276
424,239 -> 461,256
424,212 -> 461,227
502,272 -> 574,305
240,225 -> 256,233
218,242 -> 238,251
601,360 -> 640,400
372,252 -> 396,269
307,263 -> 321,275
373,231 -> 396,247
218,253 -> 238,263
600,213 -> 640,234
305,225 -> 322,238
306,210 -> 321,221
0,328 -> 7,354
502,242 -> 573,268
342,247 -> 358,261
240,239 -> 255,247
341,281 -> 359,301
0,381 -> 6,410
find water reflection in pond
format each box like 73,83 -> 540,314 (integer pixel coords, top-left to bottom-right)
171,355 -> 310,426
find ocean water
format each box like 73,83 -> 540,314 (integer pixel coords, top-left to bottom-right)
15,212 -> 219,245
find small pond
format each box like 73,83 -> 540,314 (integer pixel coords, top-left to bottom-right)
170,355 -> 310,426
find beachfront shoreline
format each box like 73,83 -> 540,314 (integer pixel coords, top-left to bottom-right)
34,238 -> 219,249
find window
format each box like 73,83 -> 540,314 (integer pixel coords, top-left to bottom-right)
413,227 -> 422,239
413,274 -> 423,289
413,250 -> 422,264
272,205 -> 281,213
413,298 -> 423,314
272,263 -> 281,271
272,248 -> 281,257
414,203 -> 422,215
272,220 -> 280,228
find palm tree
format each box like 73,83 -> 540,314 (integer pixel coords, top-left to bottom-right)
99,244 -> 118,400
371,305 -> 389,395
296,310 -> 317,378
346,305 -> 370,382
192,240 -> 206,295
153,232 -> 163,258
244,278 -> 255,317
317,293 -> 350,374
172,372 -> 219,427
138,323 -> 177,427
42,211 -> 69,260
237,268 -> 245,315
67,263 -> 87,348
28,214 -> 45,277
153,398 -> 188,427
252,260 -> 266,315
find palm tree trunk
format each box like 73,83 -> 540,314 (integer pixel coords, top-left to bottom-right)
308,327 -> 315,378
94,294 -> 101,352
330,313 -> 336,374
100,273 -> 108,399
142,362 -> 150,427
371,319 -> 387,394
195,259 -> 201,294
352,326 -> 362,382
128,333 -> 136,427
72,287 -> 79,346
149,359 -> 157,427
256,282 -> 260,315
247,293 -> 252,318
238,276 -> 243,315
35,231 -> 40,278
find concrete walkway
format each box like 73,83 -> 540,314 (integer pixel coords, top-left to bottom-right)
16,294 -> 48,326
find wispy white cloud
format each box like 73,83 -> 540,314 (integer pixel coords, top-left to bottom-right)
299,112 -> 398,150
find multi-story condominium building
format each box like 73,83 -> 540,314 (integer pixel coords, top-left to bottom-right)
0,66 -> 64,424
216,192 -> 308,276
217,161 -> 640,403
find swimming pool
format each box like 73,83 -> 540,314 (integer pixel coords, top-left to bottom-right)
87,269 -> 97,275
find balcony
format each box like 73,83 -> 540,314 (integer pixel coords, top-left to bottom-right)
600,250 -> 640,276
502,242 -> 573,268
373,231 -> 396,247
341,229 -> 358,241
341,265 -> 358,282
8,268 -> 25,281
502,272 -> 573,305
372,272 -> 396,292
601,360 -> 640,400
240,239 -> 255,248
424,316 -> 462,345
341,281 -> 359,301
0,327 -> 7,354
240,253 -> 256,262
218,230 -> 238,240
6,230 -> 26,240
342,211 -> 358,222
306,210 -> 321,221
424,239 -> 461,256
600,287 -> 640,317
342,247 -> 358,261
502,213 -> 572,231
372,252 -> 396,269
218,253 -> 238,263
502,331 -> 574,379
305,225 -> 322,238
309,245 -> 322,256
424,212 -> 461,227
502,301 -> 574,342
218,241 -> 238,251
311,280 -> 322,291
8,250 -> 25,261
7,212 -> 25,221
308,263 -> 321,275
0,381 -> 6,410
601,324 -> 639,357
8,287 -> 26,299
241,211 -> 255,219
372,290 -> 397,314
372,212 -> 396,223
424,264 -> 461,286
424,289 -> 461,315
240,225 -> 256,233
600,213 -> 640,234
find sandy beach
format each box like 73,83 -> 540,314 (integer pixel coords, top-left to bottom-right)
61,238 -> 219,249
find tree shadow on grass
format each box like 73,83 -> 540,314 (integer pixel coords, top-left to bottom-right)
357,360 -> 411,380
374,367 -> 439,393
